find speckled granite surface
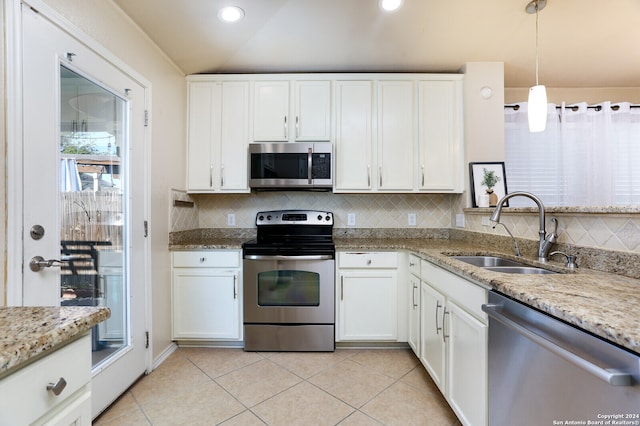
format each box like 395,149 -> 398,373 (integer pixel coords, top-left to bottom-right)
169,228 -> 640,355
0,306 -> 110,378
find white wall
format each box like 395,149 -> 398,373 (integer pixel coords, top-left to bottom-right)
5,0 -> 187,361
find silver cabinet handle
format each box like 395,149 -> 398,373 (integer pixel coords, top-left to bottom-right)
284,116 -> 288,139
367,165 -> 371,187
233,275 -> 237,299
421,165 -> 425,186
435,300 -> 442,335
296,116 -> 299,139
47,377 -> 67,396
379,165 -> 382,187
340,276 -> 344,301
29,256 -> 67,272
412,283 -> 418,308
442,308 -> 450,342
220,165 -> 224,187
209,164 -> 213,188
482,303 -> 632,386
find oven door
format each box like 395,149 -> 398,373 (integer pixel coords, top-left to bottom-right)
243,255 -> 335,324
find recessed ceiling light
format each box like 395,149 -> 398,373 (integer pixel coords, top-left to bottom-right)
218,6 -> 245,23
379,0 -> 403,12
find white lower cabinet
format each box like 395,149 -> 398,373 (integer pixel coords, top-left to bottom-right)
408,254 -> 421,354
419,258 -> 488,426
0,334 -> 92,426
171,250 -> 242,341
337,251 -> 399,341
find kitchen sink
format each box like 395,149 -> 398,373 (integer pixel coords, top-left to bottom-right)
484,266 -> 557,275
450,255 -> 527,267
450,255 -> 558,274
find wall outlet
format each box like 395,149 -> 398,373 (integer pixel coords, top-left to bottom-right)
347,213 -> 356,226
227,213 -> 236,226
455,214 -> 465,228
481,216 -> 492,227
408,213 -> 417,226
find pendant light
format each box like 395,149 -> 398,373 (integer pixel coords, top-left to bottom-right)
526,0 -> 547,132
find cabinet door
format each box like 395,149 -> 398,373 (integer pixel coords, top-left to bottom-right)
420,281 -> 446,393
338,270 -> 398,340
377,81 -> 415,191
187,82 -> 220,190
172,269 -> 240,340
334,81 -> 374,191
418,80 -> 463,192
408,274 -> 420,355
447,301 -> 488,426
219,82 -> 249,191
253,81 -> 289,141
295,81 -> 331,141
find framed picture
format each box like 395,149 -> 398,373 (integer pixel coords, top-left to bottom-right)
469,162 -> 508,208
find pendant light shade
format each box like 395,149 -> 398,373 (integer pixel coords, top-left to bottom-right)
526,0 -> 547,132
528,85 -> 547,132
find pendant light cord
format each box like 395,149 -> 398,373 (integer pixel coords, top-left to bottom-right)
535,1 -> 540,86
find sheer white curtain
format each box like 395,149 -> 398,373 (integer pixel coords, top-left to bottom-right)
505,102 -> 640,206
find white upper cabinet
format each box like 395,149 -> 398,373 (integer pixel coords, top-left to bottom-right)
334,80 -> 374,191
187,80 -> 250,193
377,80 -> 415,191
253,80 -> 331,142
418,79 -> 464,192
186,73 -> 463,194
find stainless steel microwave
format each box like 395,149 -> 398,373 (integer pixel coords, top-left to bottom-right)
249,143 -> 332,190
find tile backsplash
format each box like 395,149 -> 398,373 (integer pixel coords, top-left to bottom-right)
170,189 -> 640,253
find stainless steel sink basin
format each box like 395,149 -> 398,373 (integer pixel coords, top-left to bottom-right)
484,266 -> 557,275
451,255 -> 527,267
450,255 -> 558,274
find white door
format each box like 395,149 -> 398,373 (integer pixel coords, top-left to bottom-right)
20,5 -> 149,418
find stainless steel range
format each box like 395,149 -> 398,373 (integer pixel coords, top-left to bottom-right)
242,210 -> 335,351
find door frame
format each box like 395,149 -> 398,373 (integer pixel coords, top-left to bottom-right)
4,0 -> 152,369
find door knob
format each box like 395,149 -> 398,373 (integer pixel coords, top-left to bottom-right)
29,256 -> 67,272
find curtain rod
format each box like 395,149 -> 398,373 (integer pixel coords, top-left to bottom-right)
505,103 -> 640,111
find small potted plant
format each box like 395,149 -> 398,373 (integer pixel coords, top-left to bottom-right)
481,168 -> 501,207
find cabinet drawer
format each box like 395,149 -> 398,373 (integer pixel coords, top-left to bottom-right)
0,334 -> 91,426
173,250 -> 241,268
421,260 -> 487,322
339,251 -> 398,269
408,253 -> 421,276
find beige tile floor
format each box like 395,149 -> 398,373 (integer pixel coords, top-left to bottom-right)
94,347 -> 461,425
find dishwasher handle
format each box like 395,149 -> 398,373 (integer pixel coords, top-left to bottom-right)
482,303 -> 632,386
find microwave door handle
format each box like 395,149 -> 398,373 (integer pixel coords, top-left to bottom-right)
308,147 -> 313,184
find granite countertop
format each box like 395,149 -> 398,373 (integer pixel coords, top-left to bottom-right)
169,234 -> 640,355
0,306 -> 111,379
336,238 -> 640,356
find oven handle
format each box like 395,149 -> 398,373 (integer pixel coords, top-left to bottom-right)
243,254 -> 334,261
482,303 -> 633,386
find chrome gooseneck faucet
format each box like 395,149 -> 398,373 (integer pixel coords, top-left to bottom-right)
489,191 -> 557,262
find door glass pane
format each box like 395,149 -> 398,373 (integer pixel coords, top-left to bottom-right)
257,270 -> 320,306
59,65 -> 128,368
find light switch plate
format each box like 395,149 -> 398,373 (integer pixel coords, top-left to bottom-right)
455,214 -> 465,227
347,213 -> 356,226
227,213 -> 236,226
408,213 -> 417,226
481,216 -> 491,227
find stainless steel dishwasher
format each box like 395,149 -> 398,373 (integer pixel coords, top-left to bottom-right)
482,291 -> 640,426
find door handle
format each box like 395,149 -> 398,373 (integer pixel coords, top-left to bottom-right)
29,256 -> 67,272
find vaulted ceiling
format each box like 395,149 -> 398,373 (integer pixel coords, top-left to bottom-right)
113,0 -> 640,88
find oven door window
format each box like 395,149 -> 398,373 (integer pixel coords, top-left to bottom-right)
257,270 -> 320,306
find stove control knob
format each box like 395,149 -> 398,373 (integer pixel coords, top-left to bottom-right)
325,215 -> 331,221
258,215 -> 264,221
317,215 -> 323,221
266,215 -> 272,221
